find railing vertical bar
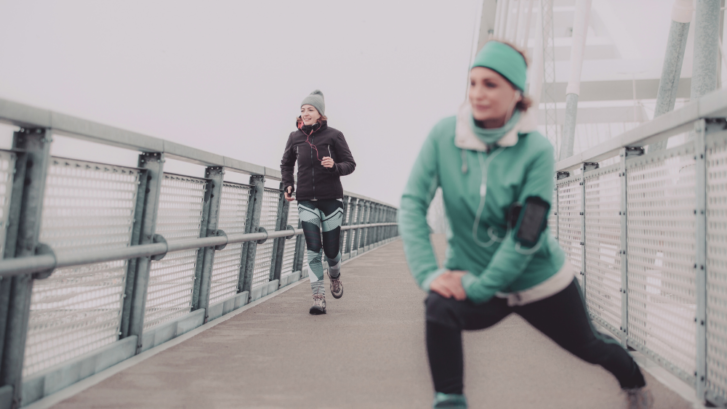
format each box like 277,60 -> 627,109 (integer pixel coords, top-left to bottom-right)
239,175 -> 265,295
357,201 -> 364,252
695,119 -> 708,400
554,179 -> 559,240
619,148 -> 629,347
340,196 -> 349,255
120,167 -> 150,338
191,170 -> 214,311
197,167 -> 225,322
354,199 -> 364,254
271,183 -> 290,283
344,198 -> 357,258
238,183 -> 255,291
362,201 -> 371,249
0,128 -> 52,409
580,163 -> 597,303
377,205 -> 383,244
127,152 -> 165,355
292,208 -> 305,274
0,149 -> 23,380
369,202 -> 377,248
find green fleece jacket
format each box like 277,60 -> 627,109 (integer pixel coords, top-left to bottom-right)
398,106 -> 566,304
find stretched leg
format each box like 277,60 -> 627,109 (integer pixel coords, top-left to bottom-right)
425,293 -> 511,399
517,279 -> 646,389
298,201 -> 325,296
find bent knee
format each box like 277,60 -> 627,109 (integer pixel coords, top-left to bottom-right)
425,293 -> 464,329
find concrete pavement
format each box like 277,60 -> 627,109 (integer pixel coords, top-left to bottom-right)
49,236 -> 692,408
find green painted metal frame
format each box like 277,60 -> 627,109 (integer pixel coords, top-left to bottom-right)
0,129 -> 52,409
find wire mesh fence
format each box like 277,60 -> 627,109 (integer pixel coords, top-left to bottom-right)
0,100 -> 399,409
556,176 -> 583,286
584,165 -> 622,334
554,136 -> 706,388
251,188 -> 282,288
144,174 -> 206,330
26,158 -> 140,377
209,182 -> 250,305
280,199 -> 299,277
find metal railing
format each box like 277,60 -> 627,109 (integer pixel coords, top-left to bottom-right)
552,88 -> 727,406
0,99 -> 399,409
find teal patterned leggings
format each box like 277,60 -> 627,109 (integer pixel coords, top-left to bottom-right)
298,199 -> 343,295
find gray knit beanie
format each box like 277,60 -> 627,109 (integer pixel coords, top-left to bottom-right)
301,90 -> 325,116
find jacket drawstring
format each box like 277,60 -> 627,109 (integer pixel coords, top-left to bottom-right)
461,149 -> 468,174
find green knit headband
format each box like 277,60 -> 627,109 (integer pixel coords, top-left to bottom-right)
471,41 -> 527,92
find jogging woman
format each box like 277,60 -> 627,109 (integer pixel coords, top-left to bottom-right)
280,90 -> 356,315
398,41 -> 653,409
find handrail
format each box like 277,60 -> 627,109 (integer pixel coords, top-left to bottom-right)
554,88 -> 727,172
0,98 -> 397,208
0,222 -> 399,278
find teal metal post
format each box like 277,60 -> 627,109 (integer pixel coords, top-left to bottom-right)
339,196 -> 349,254
0,149 -> 18,405
271,183 -> 290,282
695,119 -> 709,401
191,171 -> 214,311
239,175 -> 265,294
344,198 -> 357,258
0,129 -> 52,409
360,201 -> 370,250
292,214 -> 305,273
197,167 -> 224,322
127,152 -> 165,354
580,162 -> 598,304
121,165 -> 149,338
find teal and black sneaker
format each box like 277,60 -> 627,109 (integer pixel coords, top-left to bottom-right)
433,392 -> 467,409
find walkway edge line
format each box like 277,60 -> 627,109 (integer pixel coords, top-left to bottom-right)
22,238 -> 401,409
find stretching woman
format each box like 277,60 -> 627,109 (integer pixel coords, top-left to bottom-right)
398,41 -> 653,409
280,90 -> 356,315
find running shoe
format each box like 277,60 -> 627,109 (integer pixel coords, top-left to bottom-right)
328,271 -> 343,299
309,294 -> 326,315
432,393 -> 467,409
623,387 -> 653,409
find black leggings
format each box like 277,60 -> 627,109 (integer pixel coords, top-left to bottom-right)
425,279 -> 645,395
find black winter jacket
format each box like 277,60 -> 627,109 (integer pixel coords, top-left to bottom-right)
280,120 -> 356,201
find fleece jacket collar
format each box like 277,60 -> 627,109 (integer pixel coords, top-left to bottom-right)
454,102 -> 537,152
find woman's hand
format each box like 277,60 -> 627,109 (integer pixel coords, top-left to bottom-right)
284,186 -> 295,202
430,270 -> 468,300
321,156 -> 335,169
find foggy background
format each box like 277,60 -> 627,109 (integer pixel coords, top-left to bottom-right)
0,0 -> 481,206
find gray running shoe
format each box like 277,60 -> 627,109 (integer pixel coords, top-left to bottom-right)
623,387 -> 653,409
328,271 -> 344,299
309,294 -> 326,315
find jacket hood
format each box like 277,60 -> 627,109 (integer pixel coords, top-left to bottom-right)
454,102 -> 537,152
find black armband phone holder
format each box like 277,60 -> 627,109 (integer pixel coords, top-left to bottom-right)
508,197 -> 550,248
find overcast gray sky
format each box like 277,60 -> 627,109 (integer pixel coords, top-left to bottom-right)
0,0 -> 480,206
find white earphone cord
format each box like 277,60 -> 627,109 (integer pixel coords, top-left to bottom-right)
472,149 -> 505,248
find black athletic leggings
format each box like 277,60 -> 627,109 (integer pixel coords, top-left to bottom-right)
425,279 -> 645,395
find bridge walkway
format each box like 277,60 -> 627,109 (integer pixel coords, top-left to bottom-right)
45,236 -> 692,409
